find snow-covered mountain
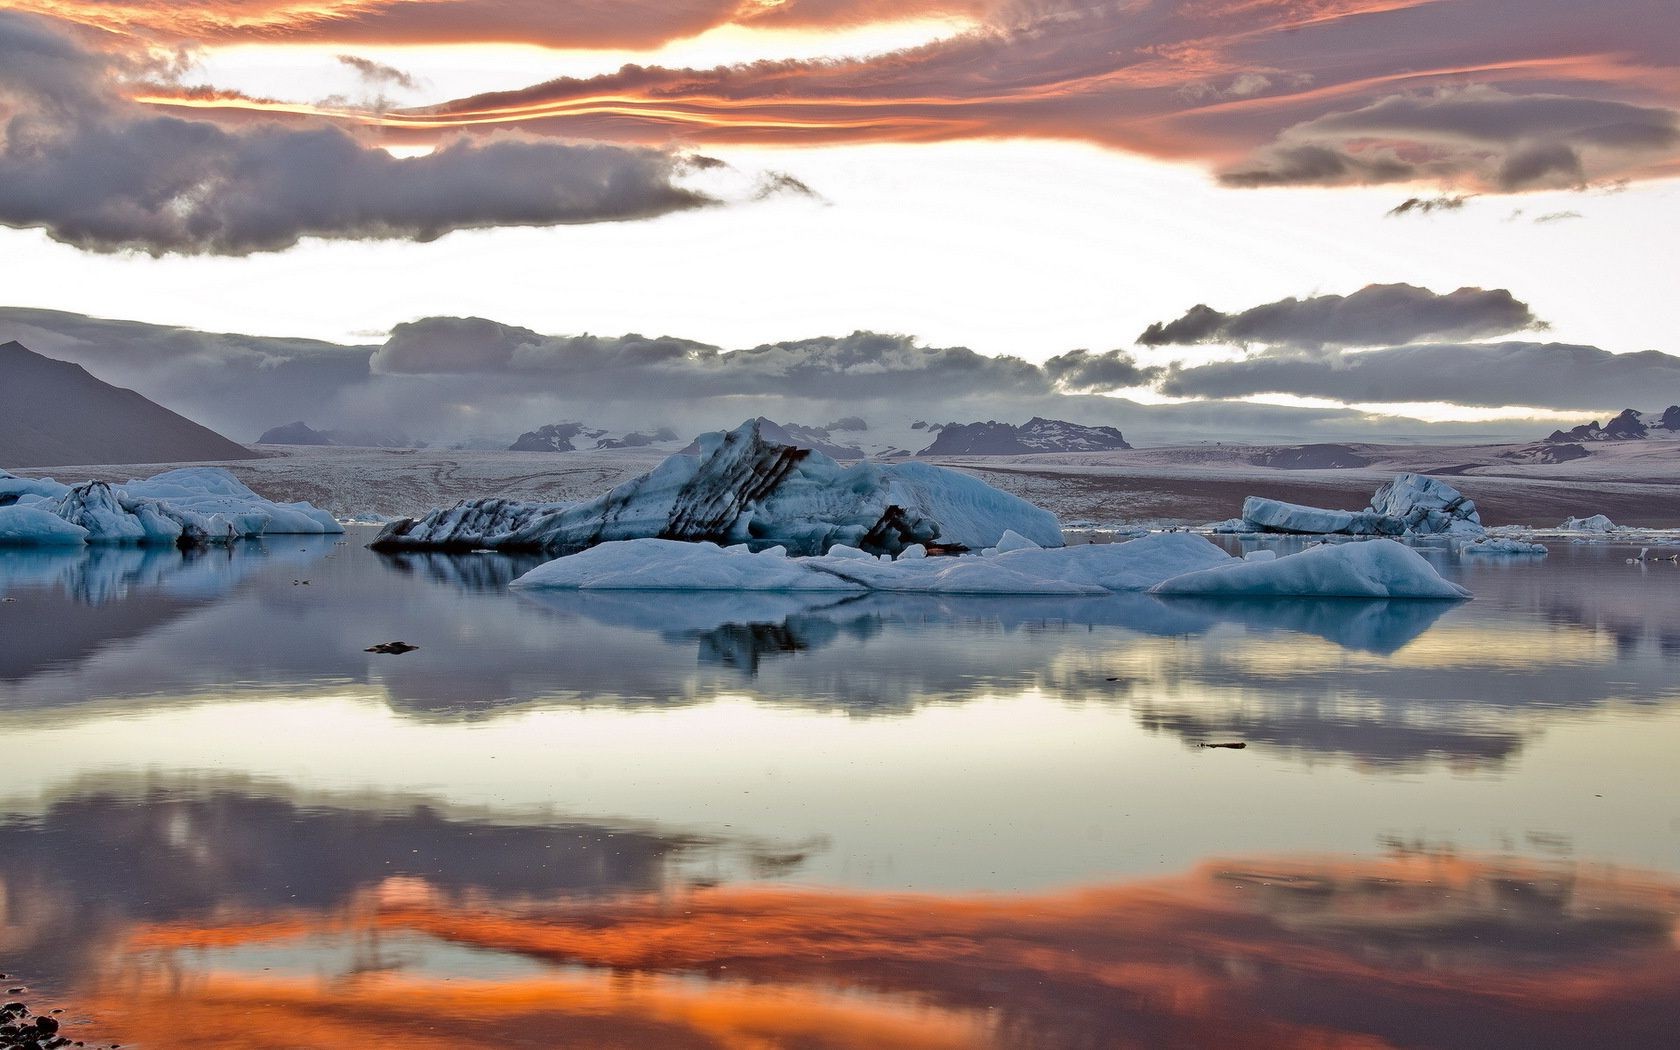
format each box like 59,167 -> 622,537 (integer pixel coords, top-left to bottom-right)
1545,407 -> 1680,443
680,418 -> 867,460
2,340 -> 259,468
509,422 -> 680,452
917,417 -> 1132,455
257,421 -> 416,448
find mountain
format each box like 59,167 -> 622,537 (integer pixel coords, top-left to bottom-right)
258,421 -> 335,446
1546,407 -> 1680,443
509,422 -> 680,452
917,417 -> 1132,456
0,340 -> 259,468
257,421 -> 415,447
680,418 -> 866,460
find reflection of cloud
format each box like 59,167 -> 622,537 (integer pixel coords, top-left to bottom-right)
0,772 -> 813,984
63,851 -> 1680,1050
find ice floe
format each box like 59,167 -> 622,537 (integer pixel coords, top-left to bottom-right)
0,467 -> 340,546
1148,539 -> 1470,599
374,418 -> 1064,557
512,532 -> 1469,600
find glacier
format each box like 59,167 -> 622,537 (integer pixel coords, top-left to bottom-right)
511,532 -> 1469,600
1149,539 -> 1470,599
373,419 -> 1065,557
0,467 -> 341,546
1233,473 -> 1483,538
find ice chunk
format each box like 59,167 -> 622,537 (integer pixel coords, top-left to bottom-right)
1243,549 -> 1277,562
1561,514 -> 1616,532
1149,539 -> 1470,599
511,539 -> 866,592
1236,473 -> 1482,538
1460,537 -> 1548,555
994,529 -> 1042,553
1240,497 -> 1395,536
512,531 -> 1233,595
0,505 -> 90,546
374,419 -> 1063,557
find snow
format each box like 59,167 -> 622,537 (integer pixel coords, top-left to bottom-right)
1561,514 -> 1617,532
376,419 -> 1064,557
1460,537 -> 1549,555
0,466 -> 341,546
1149,539 -> 1470,599
1236,473 -> 1482,538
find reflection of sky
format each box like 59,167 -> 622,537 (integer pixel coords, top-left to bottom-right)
30,842 -> 1680,1050
5,535 -> 1680,1045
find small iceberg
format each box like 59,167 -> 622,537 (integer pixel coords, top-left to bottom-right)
1460,536 -> 1548,556
1560,514 -> 1617,532
0,467 -> 341,546
1234,473 -> 1483,539
1148,539 -> 1470,599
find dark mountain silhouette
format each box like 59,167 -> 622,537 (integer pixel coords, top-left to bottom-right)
0,340 -> 258,467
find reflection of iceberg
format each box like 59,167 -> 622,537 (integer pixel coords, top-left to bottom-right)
0,539 -> 332,605
1155,596 -> 1454,655
0,772 -> 816,985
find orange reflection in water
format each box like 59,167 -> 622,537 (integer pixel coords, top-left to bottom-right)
79,854 -> 1680,1049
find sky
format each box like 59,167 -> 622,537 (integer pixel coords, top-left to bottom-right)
2,1 -> 1679,445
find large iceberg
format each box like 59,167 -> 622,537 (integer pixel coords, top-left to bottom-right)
1235,473 -> 1482,538
373,419 -> 1064,557
512,532 -> 1468,600
0,467 -> 341,546
1149,539 -> 1470,599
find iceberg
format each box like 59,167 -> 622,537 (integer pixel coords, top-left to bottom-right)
511,539 -> 866,592
1148,539 -> 1470,599
374,419 -> 1064,557
0,466 -> 341,546
1234,473 -> 1482,538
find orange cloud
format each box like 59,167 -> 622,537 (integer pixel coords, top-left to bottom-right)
118,0 -> 1680,191
8,0 -> 996,49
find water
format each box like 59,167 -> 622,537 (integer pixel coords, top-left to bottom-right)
2,530 -> 1678,1048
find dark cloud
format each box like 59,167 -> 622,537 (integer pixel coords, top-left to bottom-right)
1160,341 -> 1680,411
0,12 -> 728,255
1387,195 -> 1472,217
335,54 -> 419,90
1137,284 -> 1543,350
1041,348 -> 1162,392
1221,87 -> 1680,191
3,306 -> 1559,447
1534,209 -> 1584,223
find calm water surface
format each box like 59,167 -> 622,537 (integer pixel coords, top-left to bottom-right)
2,529 -> 1678,1048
